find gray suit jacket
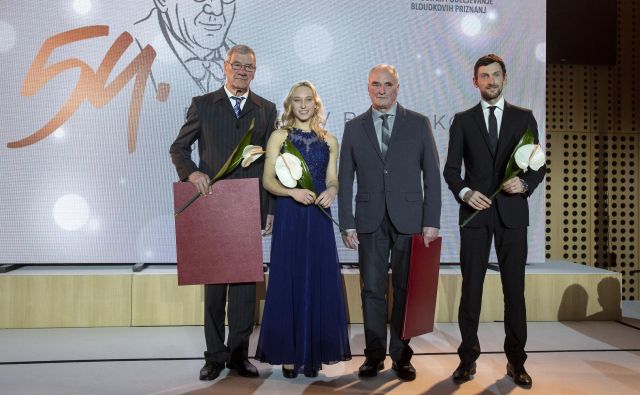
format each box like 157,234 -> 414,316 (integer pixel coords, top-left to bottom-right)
338,104 -> 441,234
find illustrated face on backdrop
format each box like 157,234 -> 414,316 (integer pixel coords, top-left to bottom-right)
368,68 -> 399,112
474,62 -> 507,103
290,86 -> 316,123
223,51 -> 256,94
156,0 -> 236,51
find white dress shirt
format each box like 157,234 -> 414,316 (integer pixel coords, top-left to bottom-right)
224,85 -> 249,112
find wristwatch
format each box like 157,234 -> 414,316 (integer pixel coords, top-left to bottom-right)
519,178 -> 529,193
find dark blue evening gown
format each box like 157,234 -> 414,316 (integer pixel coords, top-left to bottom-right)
256,128 -> 351,375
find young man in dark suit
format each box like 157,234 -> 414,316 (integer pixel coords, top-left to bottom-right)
170,44 -> 277,381
443,54 -> 545,387
339,64 -> 441,381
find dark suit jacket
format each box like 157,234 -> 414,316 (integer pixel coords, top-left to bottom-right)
169,87 -> 277,227
443,102 -> 545,228
338,104 -> 441,234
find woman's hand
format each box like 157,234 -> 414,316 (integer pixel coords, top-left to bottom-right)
315,186 -> 337,208
289,189 -> 316,205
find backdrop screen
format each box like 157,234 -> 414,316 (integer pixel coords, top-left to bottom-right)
0,0 -> 546,264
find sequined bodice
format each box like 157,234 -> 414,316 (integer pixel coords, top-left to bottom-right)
288,128 -> 329,191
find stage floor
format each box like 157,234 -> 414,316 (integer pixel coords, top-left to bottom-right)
1,306 -> 639,395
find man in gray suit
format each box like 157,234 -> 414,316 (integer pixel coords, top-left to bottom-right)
338,64 -> 441,381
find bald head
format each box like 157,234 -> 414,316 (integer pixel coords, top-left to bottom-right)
369,64 -> 399,84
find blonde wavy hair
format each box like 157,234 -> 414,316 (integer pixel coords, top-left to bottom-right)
280,81 -> 328,140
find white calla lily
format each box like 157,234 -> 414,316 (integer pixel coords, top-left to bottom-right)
528,146 -> 546,171
241,145 -> 264,167
275,153 -> 303,188
461,127 -> 544,227
514,144 -> 545,172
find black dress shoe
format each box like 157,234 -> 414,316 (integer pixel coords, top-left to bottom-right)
226,359 -> 259,377
199,361 -> 224,381
304,369 -> 319,378
358,359 -> 384,377
507,363 -> 532,387
392,361 -> 416,381
452,362 -> 476,384
282,365 -> 298,379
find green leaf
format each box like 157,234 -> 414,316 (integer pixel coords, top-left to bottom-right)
282,136 -> 316,193
502,127 -> 535,183
175,118 -> 256,217
211,118 -> 255,184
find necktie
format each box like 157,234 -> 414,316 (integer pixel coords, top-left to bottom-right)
380,114 -> 391,158
488,106 -> 498,154
231,96 -> 244,118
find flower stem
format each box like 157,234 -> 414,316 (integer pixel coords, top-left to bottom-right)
174,189 -> 203,217
460,169 -> 523,228
316,205 -> 346,233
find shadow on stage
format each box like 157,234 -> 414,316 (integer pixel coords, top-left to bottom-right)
183,370 -> 273,395
557,277 -> 622,321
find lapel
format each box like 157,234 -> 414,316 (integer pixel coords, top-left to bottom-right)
211,87 -> 261,119
472,103 -> 494,159
494,101 -> 516,171
361,108 -> 384,162
238,90 -> 263,119
211,87 -> 236,118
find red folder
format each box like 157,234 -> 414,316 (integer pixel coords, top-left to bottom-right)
173,178 -> 264,285
401,236 -> 442,339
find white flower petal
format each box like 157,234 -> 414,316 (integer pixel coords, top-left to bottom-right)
282,153 -> 303,180
241,145 -> 264,167
514,144 -> 535,170
242,145 -> 263,159
275,154 -> 302,188
528,145 -> 546,171
242,145 -> 258,157
242,155 -> 257,167
242,153 -> 263,167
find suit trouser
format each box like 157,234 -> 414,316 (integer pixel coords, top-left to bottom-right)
458,208 -> 528,367
358,211 -> 413,363
203,282 -> 256,363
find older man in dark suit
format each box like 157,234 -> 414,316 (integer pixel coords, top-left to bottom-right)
170,44 -> 277,381
443,54 -> 545,388
338,64 -> 441,381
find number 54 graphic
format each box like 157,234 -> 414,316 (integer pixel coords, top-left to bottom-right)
7,25 -> 168,153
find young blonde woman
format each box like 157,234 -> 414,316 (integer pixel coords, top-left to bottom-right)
255,81 -> 351,378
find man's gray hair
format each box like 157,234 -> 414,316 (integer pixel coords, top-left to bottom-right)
369,64 -> 399,83
226,44 -> 256,62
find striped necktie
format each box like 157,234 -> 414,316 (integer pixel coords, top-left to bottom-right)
380,114 -> 391,158
231,96 -> 245,118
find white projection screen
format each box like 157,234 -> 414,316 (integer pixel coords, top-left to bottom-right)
0,0 -> 546,264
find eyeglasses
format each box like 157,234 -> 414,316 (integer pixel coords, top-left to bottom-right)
226,61 -> 256,72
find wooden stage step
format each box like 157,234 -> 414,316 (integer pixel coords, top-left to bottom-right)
0,261 -> 621,328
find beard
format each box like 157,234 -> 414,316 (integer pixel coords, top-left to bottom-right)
481,85 -> 503,101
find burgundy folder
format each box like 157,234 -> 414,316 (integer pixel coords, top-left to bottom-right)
401,236 -> 442,339
173,178 -> 264,286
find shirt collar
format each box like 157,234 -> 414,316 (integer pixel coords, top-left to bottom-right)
224,85 -> 249,100
480,96 -> 505,112
372,102 -> 398,119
